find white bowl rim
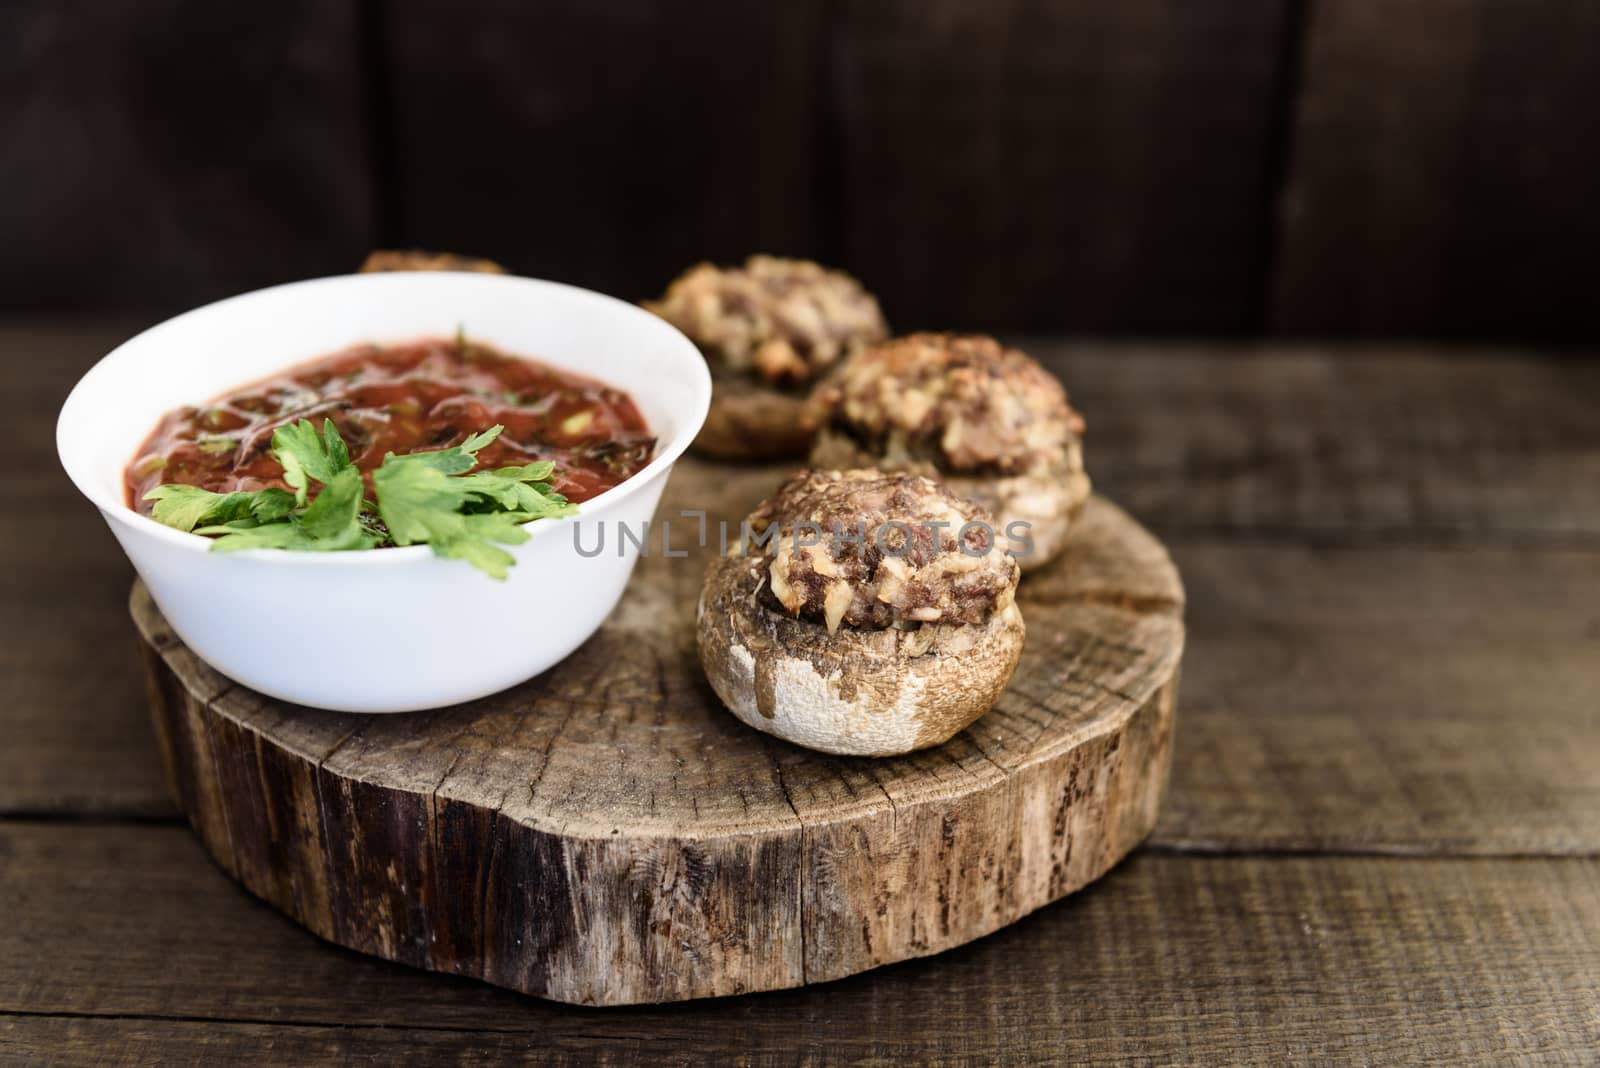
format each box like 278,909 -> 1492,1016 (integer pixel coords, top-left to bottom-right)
55,272 -> 711,567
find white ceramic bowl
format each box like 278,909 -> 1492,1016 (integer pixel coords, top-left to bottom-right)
57,273 -> 710,712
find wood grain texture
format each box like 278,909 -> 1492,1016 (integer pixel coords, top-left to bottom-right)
382,0 -> 1293,331
25,533 -> 1597,857
17,325 -> 1600,544
1272,0 -> 1600,341
7,325 -> 1600,853
829,0 -> 1289,332
9,321 -> 1600,1059
132,468 -> 1184,1005
2,322 -> 173,818
384,0 -> 826,305
3,824 -> 1597,1064
1165,540 -> 1600,855
0,1 -> 373,313
1034,339 -> 1600,541
8,4 -> 1600,341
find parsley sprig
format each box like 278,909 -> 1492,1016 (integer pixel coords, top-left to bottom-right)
143,419 -> 576,579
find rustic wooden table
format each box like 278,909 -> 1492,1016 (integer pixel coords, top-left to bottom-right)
4,322 -> 1597,1065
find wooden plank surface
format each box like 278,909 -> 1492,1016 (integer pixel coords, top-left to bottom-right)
384,0 -> 826,304
3,824 -> 1597,1064
4,325 -> 165,818
830,0 -> 1291,332
1167,541 -> 1600,854
9,322 -> 1599,1059
1272,0 -> 1600,341
7,324 -> 1600,853
21,326 -> 1600,538
14,534 -> 1599,855
128,488 -> 1182,1004
0,2 -> 373,314
1038,339 -> 1600,542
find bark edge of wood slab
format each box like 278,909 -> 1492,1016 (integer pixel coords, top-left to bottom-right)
133,481 -> 1183,1006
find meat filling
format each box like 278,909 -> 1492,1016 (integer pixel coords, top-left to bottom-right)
645,256 -> 887,388
813,333 -> 1084,475
358,249 -> 505,274
743,470 -> 1019,632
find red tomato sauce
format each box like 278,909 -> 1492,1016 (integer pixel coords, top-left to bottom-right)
125,336 -> 655,512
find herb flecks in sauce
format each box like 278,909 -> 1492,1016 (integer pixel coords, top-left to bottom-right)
144,420 -> 576,578
126,336 -> 655,578
126,335 -> 654,511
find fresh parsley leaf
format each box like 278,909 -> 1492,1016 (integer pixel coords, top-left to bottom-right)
378,424 -> 501,478
145,484 -> 296,532
374,432 -> 574,580
202,522 -> 380,554
293,465 -> 367,541
455,462 -> 570,516
508,459 -> 555,481
427,512 -> 535,580
143,420 -> 574,578
197,468 -> 376,553
458,425 -> 502,455
271,418 -> 353,504
374,453 -> 500,545
144,484 -> 241,531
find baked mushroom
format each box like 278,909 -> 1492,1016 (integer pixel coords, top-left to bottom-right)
698,469 -> 1024,756
359,249 -> 506,273
810,333 -> 1090,571
645,256 -> 888,460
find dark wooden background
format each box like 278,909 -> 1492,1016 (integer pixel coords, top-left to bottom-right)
5,0 -> 1600,341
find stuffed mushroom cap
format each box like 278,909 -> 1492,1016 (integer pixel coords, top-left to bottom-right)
698,469 -> 1024,756
359,249 -> 505,273
646,257 -> 887,458
646,256 -> 888,388
746,469 -> 1019,631
810,333 -> 1090,570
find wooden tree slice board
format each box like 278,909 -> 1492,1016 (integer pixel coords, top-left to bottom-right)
134,458 -> 1185,1006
